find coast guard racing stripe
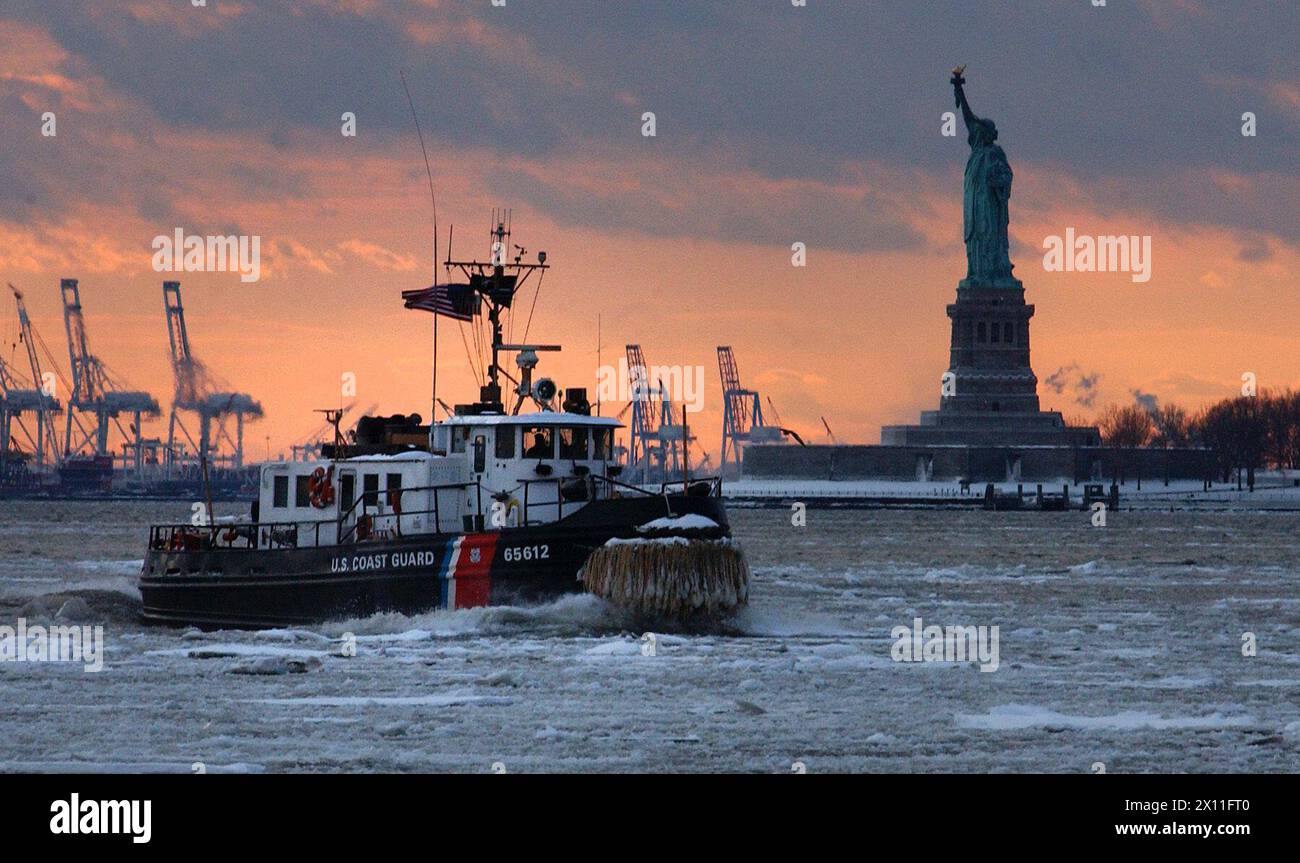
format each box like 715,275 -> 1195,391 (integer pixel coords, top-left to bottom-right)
439,534 -> 498,609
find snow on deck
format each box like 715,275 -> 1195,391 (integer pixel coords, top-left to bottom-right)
637,514 -> 720,532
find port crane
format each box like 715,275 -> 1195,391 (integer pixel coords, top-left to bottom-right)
0,357 -> 53,478
6,284 -> 63,469
717,345 -> 802,478
622,344 -> 692,482
60,278 -> 160,476
163,280 -> 263,476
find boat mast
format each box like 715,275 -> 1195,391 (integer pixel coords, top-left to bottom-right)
443,212 -> 552,412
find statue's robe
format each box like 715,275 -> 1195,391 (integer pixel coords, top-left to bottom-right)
963,131 -> 1014,282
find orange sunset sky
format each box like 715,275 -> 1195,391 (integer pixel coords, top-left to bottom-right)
1,1 -> 1296,462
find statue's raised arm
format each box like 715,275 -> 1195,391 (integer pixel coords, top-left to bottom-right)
951,65 -> 977,130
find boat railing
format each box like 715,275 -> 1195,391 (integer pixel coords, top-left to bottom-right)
514,473 -> 721,525
335,480 -> 482,544
655,476 -> 723,497
147,473 -> 723,550
148,480 -> 481,552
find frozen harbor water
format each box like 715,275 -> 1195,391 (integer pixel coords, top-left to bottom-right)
1,500 -> 1298,772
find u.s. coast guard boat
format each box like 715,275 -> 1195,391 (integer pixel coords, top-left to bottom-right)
139,222 -> 728,627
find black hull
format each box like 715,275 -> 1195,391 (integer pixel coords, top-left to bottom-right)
140,494 -> 729,628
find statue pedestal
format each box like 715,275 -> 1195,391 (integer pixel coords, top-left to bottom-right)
881,278 -> 1100,449
958,276 -> 1023,291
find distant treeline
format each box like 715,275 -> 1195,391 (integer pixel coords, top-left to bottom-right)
1083,390 -> 1300,487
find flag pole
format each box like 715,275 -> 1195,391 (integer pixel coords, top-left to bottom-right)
401,68 -> 440,444
433,238 -> 439,434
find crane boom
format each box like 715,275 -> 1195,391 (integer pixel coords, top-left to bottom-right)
717,345 -> 767,477
7,283 -> 61,465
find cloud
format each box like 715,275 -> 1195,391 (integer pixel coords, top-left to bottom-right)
337,239 -> 419,272
752,368 -> 829,388
492,156 -> 929,253
1044,363 -> 1103,409
1131,388 -> 1160,413
267,239 -> 339,277
1,1 -> 1295,252
1236,235 -> 1273,262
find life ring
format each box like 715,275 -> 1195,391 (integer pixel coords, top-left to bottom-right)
308,466 -> 335,508
168,529 -> 200,552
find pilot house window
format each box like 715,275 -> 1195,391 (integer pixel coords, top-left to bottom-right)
294,475 -> 311,507
495,426 -> 516,459
272,475 -> 288,508
592,428 -> 611,460
451,427 -> 470,454
558,427 -> 588,460
522,427 -> 554,459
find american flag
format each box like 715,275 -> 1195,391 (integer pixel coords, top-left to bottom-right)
401,284 -> 476,321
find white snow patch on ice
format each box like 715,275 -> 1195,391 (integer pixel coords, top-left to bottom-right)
957,704 -> 1254,731
73,559 -> 143,576
582,638 -> 643,657
147,643 -> 329,660
250,694 -> 512,708
0,760 -> 265,774
1148,675 -> 1214,689
254,628 -> 335,644
733,606 -> 860,638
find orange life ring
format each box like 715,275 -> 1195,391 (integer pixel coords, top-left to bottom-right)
308,466 -> 335,508
168,529 -> 200,552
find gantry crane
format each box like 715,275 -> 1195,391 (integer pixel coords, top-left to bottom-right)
61,278 -> 160,476
624,344 -> 695,482
163,281 -> 262,475
625,344 -> 659,478
0,357 -> 53,479
6,284 -> 62,469
717,346 -> 789,478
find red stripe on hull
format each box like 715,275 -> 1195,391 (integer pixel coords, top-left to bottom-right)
451,533 -> 497,609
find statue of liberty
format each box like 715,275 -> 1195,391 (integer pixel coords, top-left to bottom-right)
951,66 -> 1016,285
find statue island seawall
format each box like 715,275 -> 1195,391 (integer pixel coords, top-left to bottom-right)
745,72 -> 1209,484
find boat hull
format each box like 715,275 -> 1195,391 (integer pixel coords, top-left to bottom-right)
139,493 -> 728,628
